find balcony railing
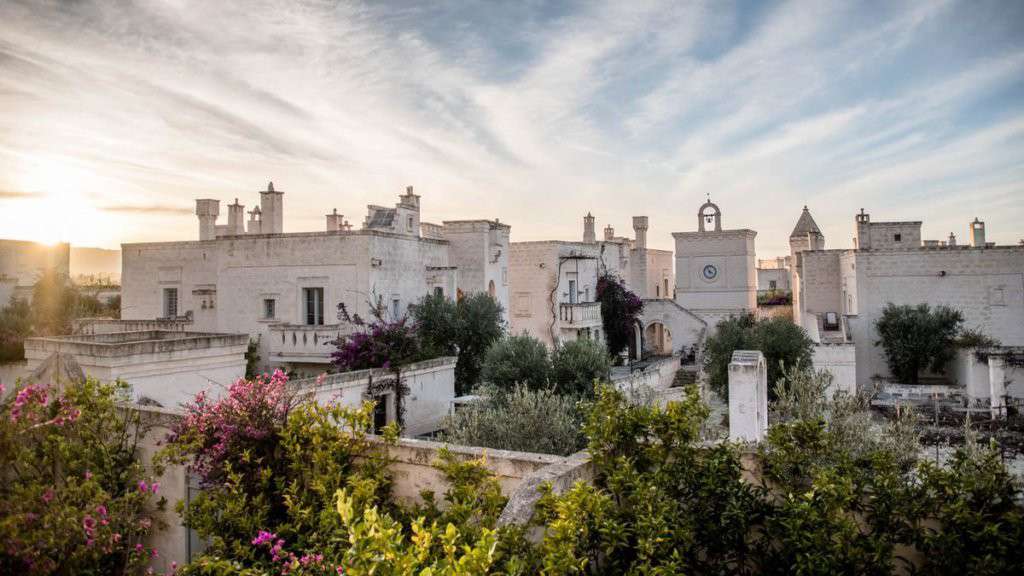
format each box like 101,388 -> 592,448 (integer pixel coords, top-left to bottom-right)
559,302 -> 601,326
269,323 -> 349,363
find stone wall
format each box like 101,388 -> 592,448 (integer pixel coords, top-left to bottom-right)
848,246 -> 1024,386
132,403 -> 579,572
812,343 -> 857,397
291,356 -> 457,437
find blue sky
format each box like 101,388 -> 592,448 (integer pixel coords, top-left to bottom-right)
0,0 -> 1021,254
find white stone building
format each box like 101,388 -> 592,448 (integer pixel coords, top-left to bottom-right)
793,208 -> 1024,392
509,213 -> 705,358
672,200 -> 758,330
756,256 -> 791,294
23,329 -> 247,407
0,239 -> 70,304
121,183 -> 509,375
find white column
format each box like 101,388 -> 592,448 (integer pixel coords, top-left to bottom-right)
729,350 -> 768,442
990,355 -> 1007,419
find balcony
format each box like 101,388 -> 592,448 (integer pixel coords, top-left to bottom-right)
269,323 -> 349,364
559,302 -> 602,328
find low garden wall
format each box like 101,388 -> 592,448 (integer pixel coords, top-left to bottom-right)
130,403 -> 587,572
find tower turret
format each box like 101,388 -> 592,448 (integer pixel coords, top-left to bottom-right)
195,199 -> 220,241
259,181 -> 283,234
583,212 -> 596,243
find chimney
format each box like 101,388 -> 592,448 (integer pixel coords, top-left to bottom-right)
632,216 -> 649,251
326,208 -> 344,232
227,198 -> 245,235
259,181 -> 283,234
970,218 -> 986,247
854,208 -> 871,250
603,224 -> 615,241
948,232 -> 957,247
583,212 -> 596,243
195,199 -> 220,241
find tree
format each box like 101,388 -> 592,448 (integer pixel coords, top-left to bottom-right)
0,296 -> 32,363
875,303 -> 964,384
31,270 -> 78,336
702,314 -> 814,400
550,338 -> 610,397
410,292 -> 506,395
409,292 -> 458,359
480,334 -> 550,391
453,293 -> 506,395
596,274 -> 643,360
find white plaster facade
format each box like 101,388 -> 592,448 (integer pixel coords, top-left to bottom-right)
673,201 -> 757,329
794,208 -> 1024,391
508,213 -> 683,354
23,330 -> 247,407
290,356 -> 457,437
756,257 -> 791,293
728,350 -> 768,443
121,184 -> 509,373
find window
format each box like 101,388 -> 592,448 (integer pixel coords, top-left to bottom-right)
664,279 -> 669,297
163,288 -> 178,318
303,288 -> 324,325
769,280 -> 777,290
656,285 -> 660,297
407,216 -> 413,232
263,299 -> 276,319
392,298 -> 401,318
433,286 -> 444,298
568,280 -> 577,304
894,233 -> 902,242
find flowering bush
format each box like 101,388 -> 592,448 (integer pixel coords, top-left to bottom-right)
0,379 -> 163,575
595,274 -> 643,359
162,373 -> 533,575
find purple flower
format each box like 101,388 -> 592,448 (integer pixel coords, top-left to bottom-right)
251,530 -> 276,546
137,480 -> 148,493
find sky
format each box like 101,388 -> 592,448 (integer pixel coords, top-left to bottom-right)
0,0 -> 1022,255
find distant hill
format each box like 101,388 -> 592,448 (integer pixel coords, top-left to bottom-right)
71,247 -> 121,284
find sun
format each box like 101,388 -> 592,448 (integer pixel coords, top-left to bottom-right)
7,155 -> 111,246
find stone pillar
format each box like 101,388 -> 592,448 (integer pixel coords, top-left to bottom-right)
970,218 -> 986,248
195,199 -> 219,241
729,350 -> 768,442
326,208 -> 343,231
632,216 -> 648,250
583,212 -> 596,243
226,199 -> 245,235
989,355 -> 1007,419
259,181 -> 284,234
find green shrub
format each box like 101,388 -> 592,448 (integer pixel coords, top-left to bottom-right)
550,339 -> 610,397
480,334 -> 550,391
441,384 -> 586,456
703,314 -> 814,400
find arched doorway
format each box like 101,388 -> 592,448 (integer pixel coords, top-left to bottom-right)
644,322 -> 673,355
627,320 -> 643,361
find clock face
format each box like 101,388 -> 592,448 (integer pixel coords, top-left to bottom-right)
701,264 -> 718,282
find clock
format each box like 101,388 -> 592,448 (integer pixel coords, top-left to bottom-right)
701,264 -> 718,282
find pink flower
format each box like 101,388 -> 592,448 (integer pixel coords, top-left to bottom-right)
41,488 -> 54,503
82,516 -> 96,533
96,505 -> 108,517
84,470 -> 93,480
137,480 -> 148,493
150,482 -> 160,494
135,543 -> 144,552
251,530 -> 276,546
112,533 -> 122,543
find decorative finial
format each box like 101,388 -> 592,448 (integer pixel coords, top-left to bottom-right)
266,181 -> 274,192
406,185 -> 414,194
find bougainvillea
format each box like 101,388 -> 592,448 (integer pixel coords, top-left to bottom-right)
0,379 -> 163,575
595,273 -> 643,360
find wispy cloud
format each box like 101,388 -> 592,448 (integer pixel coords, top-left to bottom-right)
0,189 -> 42,198
0,0 -> 1020,252
99,204 -> 192,215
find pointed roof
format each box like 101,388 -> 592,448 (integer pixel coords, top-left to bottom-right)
790,206 -> 822,238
